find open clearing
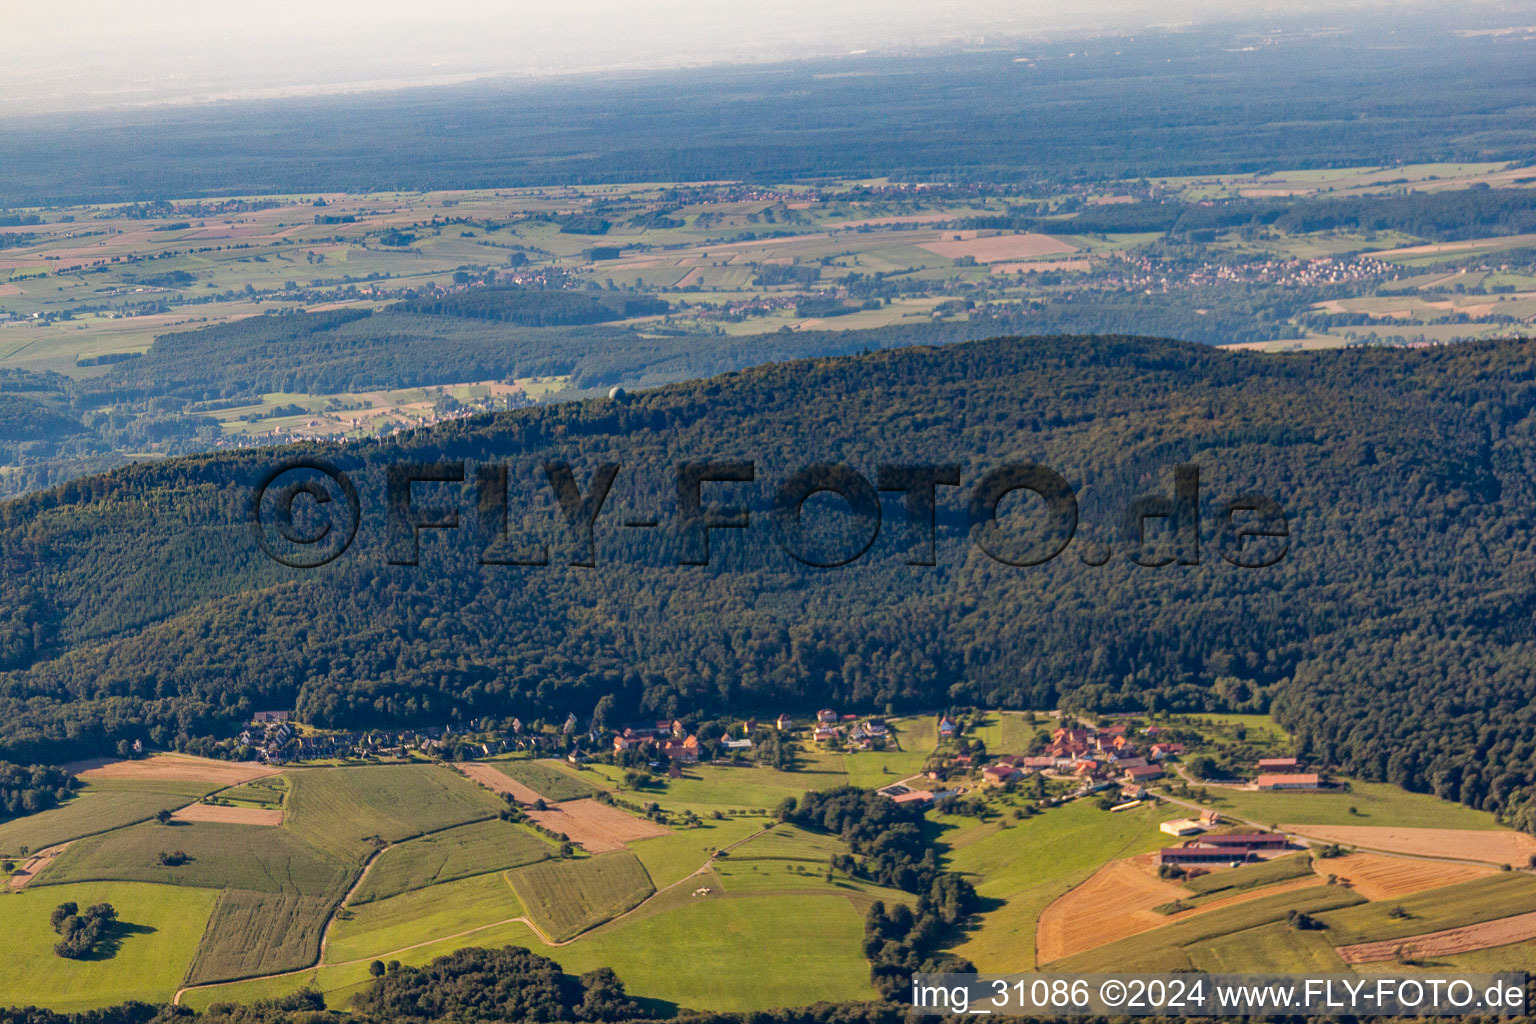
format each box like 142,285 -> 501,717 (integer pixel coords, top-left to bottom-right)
1285,825 -> 1536,865
1337,909 -> 1536,964
74,755 -> 278,786
172,803 -> 283,826
1315,852 -> 1494,899
526,798 -> 669,853
0,784 -> 217,854
918,232 -> 1078,262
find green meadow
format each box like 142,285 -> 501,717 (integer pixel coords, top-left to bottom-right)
0,882 -> 218,1010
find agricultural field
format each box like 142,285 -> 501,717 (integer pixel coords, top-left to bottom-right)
1314,873 -> 1536,946
44,819 -> 350,895
351,819 -> 555,903
326,870 -> 527,964
0,781 -> 217,855
184,890 -> 336,985
1050,885 -> 1367,971
13,710 -> 1536,1014
0,881 -> 218,1010
506,851 -> 655,941
283,764 -> 504,860
492,760 -> 604,802
1314,852 -> 1494,900
1188,779 -> 1507,830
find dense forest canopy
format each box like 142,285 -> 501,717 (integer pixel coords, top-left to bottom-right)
3,334 -> 1536,831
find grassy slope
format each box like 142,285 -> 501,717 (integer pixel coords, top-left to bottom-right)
945,800 -> 1175,971
1316,873 -> 1536,945
0,782 -> 215,854
1201,780 -> 1506,830
284,764 -> 503,860
42,819 -> 348,894
326,870 -> 526,964
185,890 -> 334,985
184,892 -> 876,1013
507,851 -> 656,941
628,817 -> 763,889
1187,920 -> 1347,972
0,881 -> 218,1010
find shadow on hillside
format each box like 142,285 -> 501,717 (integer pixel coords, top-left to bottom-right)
76,920 -> 156,961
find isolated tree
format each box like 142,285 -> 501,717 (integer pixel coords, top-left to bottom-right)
369,960 -> 385,978
156,809 -> 172,825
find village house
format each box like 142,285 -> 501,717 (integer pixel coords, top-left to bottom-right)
938,715 -> 958,738
813,724 -> 841,743
816,709 -> 839,724
1123,764 -> 1165,784
775,714 -> 793,731
983,763 -> 1021,785
1149,742 -> 1185,759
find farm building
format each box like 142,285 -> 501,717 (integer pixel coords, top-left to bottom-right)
1257,757 -> 1300,772
1201,832 -> 1289,848
1158,846 -> 1256,866
1255,772 -> 1321,790
1124,764 -> 1164,783
1160,818 -> 1205,836
983,763 -> 1021,784
893,790 -> 935,807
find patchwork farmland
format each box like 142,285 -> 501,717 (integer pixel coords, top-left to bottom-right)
9,710 -> 1536,1013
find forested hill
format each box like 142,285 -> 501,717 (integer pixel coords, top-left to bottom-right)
4,334 -> 1536,828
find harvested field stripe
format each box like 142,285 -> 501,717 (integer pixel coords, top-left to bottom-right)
1337,910 -> 1536,964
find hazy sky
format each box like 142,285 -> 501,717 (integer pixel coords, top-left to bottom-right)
2,0 -> 1452,115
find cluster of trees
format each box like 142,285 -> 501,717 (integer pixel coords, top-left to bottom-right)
780,788 -> 977,994
350,947 -> 645,1021
0,761 -> 73,821
50,902 -> 116,959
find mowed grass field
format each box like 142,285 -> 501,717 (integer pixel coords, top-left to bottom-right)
326,870 -> 526,964
1200,780 -> 1505,829
628,817 -> 763,888
0,780 -> 215,854
492,760 -> 604,802
284,764 -> 504,859
1187,920 -> 1346,972
0,882 -> 218,1009
945,800 -> 1174,971
185,892 -> 877,1013
507,851 -> 655,941
351,818 -> 555,903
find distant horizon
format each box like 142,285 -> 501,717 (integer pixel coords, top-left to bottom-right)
2,0 -> 1507,117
